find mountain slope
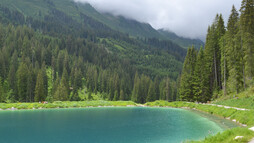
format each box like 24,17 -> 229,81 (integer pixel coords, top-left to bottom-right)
158,29 -> 204,49
76,3 -> 204,48
0,0 -> 187,103
0,0 -> 202,49
0,0 -> 186,81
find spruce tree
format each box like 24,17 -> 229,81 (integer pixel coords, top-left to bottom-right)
131,72 -> 139,102
16,63 -> 29,102
179,47 -> 197,101
34,71 -> 45,102
225,6 -> 243,93
154,76 -> 160,100
0,78 -> 3,102
113,90 -> 118,101
146,81 -> 155,102
41,63 -> 48,98
0,52 -> 6,79
8,65 -> 17,97
119,89 -> 125,101
165,77 -> 171,101
240,0 -> 254,84
26,66 -> 35,102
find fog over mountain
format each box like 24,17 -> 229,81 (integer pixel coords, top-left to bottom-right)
74,0 -> 242,41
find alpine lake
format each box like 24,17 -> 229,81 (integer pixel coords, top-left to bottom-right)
0,107 -> 238,143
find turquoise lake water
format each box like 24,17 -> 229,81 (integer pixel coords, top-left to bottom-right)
0,107 -> 237,143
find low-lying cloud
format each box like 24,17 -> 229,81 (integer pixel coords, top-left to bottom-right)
74,0 -> 242,41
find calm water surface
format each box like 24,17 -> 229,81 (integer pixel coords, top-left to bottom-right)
0,107 -> 237,143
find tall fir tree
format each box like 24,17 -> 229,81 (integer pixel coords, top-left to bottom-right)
131,72 -> 140,102
154,76 -> 160,100
34,70 -> 45,102
0,78 -> 3,102
240,0 -> 254,85
41,63 -> 48,98
193,46 -> 210,102
146,81 -> 156,102
225,6 -> 243,93
179,46 -> 197,101
16,63 -> 29,102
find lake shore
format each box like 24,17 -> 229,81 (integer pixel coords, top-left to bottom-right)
1,100 -> 254,142
1,100 -> 252,127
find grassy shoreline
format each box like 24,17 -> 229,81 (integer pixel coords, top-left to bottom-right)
0,101 -> 137,111
146,101 -> 254,127
1,100 -> 253,143
145,100 -> 254,143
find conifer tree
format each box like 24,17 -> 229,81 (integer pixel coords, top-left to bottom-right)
179,47 -> 197,101
240,0 -> 254,84
225,6 -> 243,93
8,65 -> 17,97
203,14 -> 225,99
193,46 -> 210,102
71,68 -> 82,101
119,89 -> 125,100
16,63 -> 29,102
113,90 -> 118,101
165,77 -> 171,101
216,14 -> 226,90
34,71 -> 45,102
0,78 -> 3,102
146,81 -> 155,102
154,76 -> 160,100
53,82 -> 68,101
87,88 -> 92,100
0,52 -> 6,79
26,66 -> 35,102
131,72 -> 139,102
41,63 -> 48,98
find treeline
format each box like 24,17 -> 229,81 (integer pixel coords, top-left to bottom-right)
0,3 -> 186,103
0,23 -> 136,102
0,24 -> 177,103
132,73 -> 177,103
179,0 -> 254,102
0,4 -> 186,80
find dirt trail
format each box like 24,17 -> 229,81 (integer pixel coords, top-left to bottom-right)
205,103 -> 250,111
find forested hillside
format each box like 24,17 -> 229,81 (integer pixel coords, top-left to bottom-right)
179,0 -> 254,102
0,0 -> 186,103
0,0 -> 203,48
158,29 -> 204,49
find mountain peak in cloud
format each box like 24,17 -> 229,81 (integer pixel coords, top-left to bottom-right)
74,0 -> 242,40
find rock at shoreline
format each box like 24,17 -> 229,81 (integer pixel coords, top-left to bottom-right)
234,136 -> 244,140
249,127 -> 254,132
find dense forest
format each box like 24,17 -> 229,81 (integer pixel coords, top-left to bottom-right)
179,0 -> 254,102
0,1 -> 185,103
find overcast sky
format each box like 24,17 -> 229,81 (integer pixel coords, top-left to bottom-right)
74,0 -> 242,41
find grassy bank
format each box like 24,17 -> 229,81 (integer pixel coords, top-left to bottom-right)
0,100 -> 137,110
1,100 -> 253,142
145,100 -> 254,143
213,88 -> 254,110
191,127 -> 254,143
146,101 -> 254,127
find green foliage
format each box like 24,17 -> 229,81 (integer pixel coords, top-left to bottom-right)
16,62 -> 29,102
146,81 -> 156,102
34,70 -> 45,102
158,29 -> 204,49
214,87 -> 254,110
224,6 -> 243,94
0,101 -> 137,110
191,128 -> 254,143
0,0 -> 187,104
146,100 -> 254,126
179,47 -> 197,101
179,1 -> 254,102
